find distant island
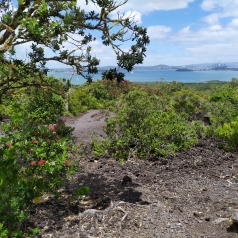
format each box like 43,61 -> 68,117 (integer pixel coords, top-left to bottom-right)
176,68 -> 193,72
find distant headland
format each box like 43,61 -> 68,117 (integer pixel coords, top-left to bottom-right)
48,62 -> 238,72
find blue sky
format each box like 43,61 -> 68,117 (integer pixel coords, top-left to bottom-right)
10,0 -> 238,67
76,0 -> 238,67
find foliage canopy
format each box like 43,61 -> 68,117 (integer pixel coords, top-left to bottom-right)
0,0 -> 149,99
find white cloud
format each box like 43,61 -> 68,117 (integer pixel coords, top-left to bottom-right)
208,25 -> 222,31
228,18 -> 238,28
171,23 -> 238,43
147,25 -> 171,39
185,43 -> 238,62
77,0 -> 195,15
203,13 -> 220,25
143,42 -> 238,65
77,0 -> 100,12
200,0 -> 216,11
119,0 -> 195,14
179,26 -> 191,34
201,0 -> 238,11
123,11 -> 142,24
201,0 -> 238,24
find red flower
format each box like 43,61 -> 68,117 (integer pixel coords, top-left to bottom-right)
6,141 -> 11,147
30,161 -> 36,165
32,139 -> 37,144
29,149 -> 33,154
13,125 -> 19,130
48,124 -> 56,132
65,160 -> 69,166
34,132 -> 38,136
38,159 -> 45,166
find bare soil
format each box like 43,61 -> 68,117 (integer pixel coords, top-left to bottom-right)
25,110 -> 238,238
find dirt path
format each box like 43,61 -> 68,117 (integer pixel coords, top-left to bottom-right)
65,109 -> 107,144
30,110 -> 238,238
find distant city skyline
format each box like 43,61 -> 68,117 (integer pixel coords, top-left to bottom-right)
12,0 -> 238,68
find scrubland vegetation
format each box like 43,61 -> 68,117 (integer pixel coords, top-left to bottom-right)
1,0 -> 238,236
1,76 -> 238,236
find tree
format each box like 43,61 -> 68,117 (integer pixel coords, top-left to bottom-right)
0,0 -> 150,99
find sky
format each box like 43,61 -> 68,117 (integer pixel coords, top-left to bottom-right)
9,0 -> 238,67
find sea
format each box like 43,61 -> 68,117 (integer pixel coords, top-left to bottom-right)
48,69 -> 238,85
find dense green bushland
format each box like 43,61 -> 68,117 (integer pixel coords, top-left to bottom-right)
135,80 -> 229,92
68,79 -> 165,115
0,0 -> 151,235
0,90 -> 76,237
92,89 -> 198,161
89,79 -> 238,160
2,75 -> 238,236
135,80 -> 187,94
69,87 -> 103,115
0,77 -> 85,237
1,0 -> 237,232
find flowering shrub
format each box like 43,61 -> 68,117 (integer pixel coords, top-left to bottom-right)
0,113 -> 76,236
92,89 -> 198,161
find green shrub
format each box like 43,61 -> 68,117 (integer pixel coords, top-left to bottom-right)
0,95 -> 20,120
215,116 -> 238,150
173,90 -> 204,120
0,113 -> 76,236
205,85 -> 238,129
86,81 -> 112,101
74,79 -> 157,111
0,104 -> 11,120
92,89 -> 198,161
22,87 -> 65,123
69,87 -> 103,115
90,79 -> 140,100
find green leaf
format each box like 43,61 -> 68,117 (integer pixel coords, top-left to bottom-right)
26,189 -> 35,200
74,186 -> 90,196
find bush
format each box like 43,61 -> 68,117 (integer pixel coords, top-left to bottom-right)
92,89 -> 198,161
90,79 -> 140,100
69,87 -> 103,115
173,90 -> 204,120
215,116 -> 238,150
205,85 -> 238,129
86,81 -> 113,101
0,113 -> 76,236
23,88 -> 65,123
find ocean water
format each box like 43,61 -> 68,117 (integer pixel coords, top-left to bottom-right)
48,69 -> 238,85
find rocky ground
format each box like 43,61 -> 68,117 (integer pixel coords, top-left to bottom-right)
24,110 -> 238,238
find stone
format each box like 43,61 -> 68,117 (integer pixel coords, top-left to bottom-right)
232,211 -> 238,224
122,175 -> 132,185
212,218 -> 229,225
